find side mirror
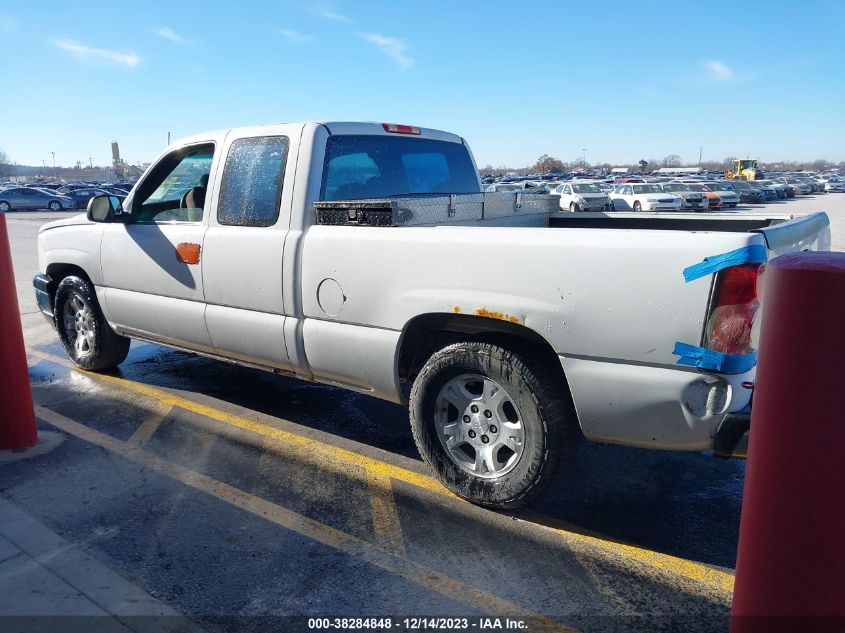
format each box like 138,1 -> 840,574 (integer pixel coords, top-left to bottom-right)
87,195 -> 121,222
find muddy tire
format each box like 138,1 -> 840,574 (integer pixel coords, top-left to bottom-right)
410,342 -> 578,509
54,276 -> 130,370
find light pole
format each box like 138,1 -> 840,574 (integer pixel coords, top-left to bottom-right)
582,148 -> 588,167
51,152 -> 56,177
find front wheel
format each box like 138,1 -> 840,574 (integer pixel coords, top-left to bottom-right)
55,276 -> 130,370
633,201 -> 642,212
569,201 -> 579,213
410,342 -> 578,509
0,201 -> 10,212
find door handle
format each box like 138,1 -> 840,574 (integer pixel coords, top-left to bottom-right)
175,243 -> 201,264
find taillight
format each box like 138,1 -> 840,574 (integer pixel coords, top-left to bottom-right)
704,264 -> 765,355
382,123 -> 421,135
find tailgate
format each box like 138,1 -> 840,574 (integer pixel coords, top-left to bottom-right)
752,212 -> 831,256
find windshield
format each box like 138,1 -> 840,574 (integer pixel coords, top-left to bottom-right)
321,135 -> 480,200
632,184 -> 662,194
712,183 -> 733,191
662,183 -> 684,192
572,183 -> 601,193
684,183 -> 709,192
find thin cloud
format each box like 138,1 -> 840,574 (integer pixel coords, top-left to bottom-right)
311,6 -> 351,22
702,60 -> 734,83
279,29 -> 313,43
358,32 -> 414,70
52,38 -> 142,67
153,26 -> 190,45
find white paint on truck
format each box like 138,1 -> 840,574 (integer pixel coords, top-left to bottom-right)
35,121 -> 830,504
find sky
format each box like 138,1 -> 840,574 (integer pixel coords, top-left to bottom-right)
1,0 -> 844,169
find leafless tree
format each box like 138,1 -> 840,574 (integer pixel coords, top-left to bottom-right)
0,149 -> 11,177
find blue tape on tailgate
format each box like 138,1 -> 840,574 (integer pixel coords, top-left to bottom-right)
673,342 -> 757,374
683,244 -> 768,282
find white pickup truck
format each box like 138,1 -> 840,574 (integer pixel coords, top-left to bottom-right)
33,121 -> 831,509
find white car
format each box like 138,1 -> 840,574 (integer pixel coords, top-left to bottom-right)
825,179 -> 845,193
610,183 -> 682,211
554,181 -> 611,211
659,183 -> 709,211
484,183 -> 521,192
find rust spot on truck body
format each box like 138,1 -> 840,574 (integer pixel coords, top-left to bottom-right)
452,306 -> 462,313
474,307 -> 522,324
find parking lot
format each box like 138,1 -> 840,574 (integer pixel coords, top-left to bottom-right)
4,195 -> 844,632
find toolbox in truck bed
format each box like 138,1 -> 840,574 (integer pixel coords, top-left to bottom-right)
314,192 -> 559,227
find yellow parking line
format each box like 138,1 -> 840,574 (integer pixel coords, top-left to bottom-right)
127,405 -> 171,447
366,470 -> 407,557
28,348 -> 735,595
36,406 -> 575,632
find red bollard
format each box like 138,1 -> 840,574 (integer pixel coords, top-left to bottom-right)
731,251 -> 845,632
0,212 -> 37,450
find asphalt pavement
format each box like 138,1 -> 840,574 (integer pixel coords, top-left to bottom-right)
3,195 -> 844,633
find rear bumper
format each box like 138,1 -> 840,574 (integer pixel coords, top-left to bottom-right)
713,411 -> 750,459
33,273 -> 56,327
560,355 -> 754,452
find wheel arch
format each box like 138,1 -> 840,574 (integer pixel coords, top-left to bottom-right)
44,263 -> 93,306
396,312 -> 580,428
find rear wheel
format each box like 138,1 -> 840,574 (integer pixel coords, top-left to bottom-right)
633,201 -> 642,212
55,276 -> 130,370
48,201 -> 61,212
410,342 -> 578,509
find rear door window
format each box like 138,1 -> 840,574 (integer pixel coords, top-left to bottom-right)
217,136 -> 289,227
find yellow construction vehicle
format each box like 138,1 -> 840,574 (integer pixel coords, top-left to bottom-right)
727,159 -> 758,180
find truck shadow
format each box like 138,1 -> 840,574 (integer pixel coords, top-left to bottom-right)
35,340 -> 743,570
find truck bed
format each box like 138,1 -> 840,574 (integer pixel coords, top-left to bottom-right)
549,211 -> 792,232
314,192 -> 800,232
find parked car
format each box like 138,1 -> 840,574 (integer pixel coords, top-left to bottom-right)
0,186 -> 76,212
99,185 -> 134,197
754,180 -> 788,199
484,183 -> 521,192
659,182 -> 709,211
554,181 -> 612,211
675,182 -> 722,208
57,184 -> 93,194
64,188 -> 124,209
782,178 -> 813,195
610,183 -> 682,211
795,177 -> 822,193
729,180 -> 767,204
824,179 -> 845,193
703,181 -> 741,207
